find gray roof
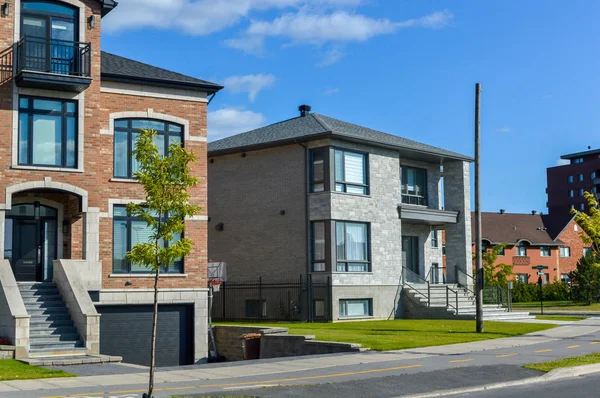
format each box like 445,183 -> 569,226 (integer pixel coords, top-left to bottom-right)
208,113 -> 472,161
97,0 -> 118,17
561,148 -> 600,160
101,52 -> 223,93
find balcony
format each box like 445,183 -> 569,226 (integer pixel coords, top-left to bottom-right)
512,256 -> 531,266
397,204 -> 458,226
15,36 -> 92,92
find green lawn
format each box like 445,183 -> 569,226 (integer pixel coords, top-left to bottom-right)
0,360 -> 74,381
513,301 -> 600,312
524,352 -> 600,372
216,320 -> 556,351
535,315 -> 588,321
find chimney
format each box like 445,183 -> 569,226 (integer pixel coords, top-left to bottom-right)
532,210 -> 537,215
299,104 -> 311,117
499,209 -> 505,214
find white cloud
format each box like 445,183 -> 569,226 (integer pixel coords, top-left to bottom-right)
243,9 -> 453,42
496,126 -> 512,133
103,0 -> 363,34
555,158 -> 570,166
323,87 -> 340,95
208,107 -> 267,141
223,74 -> 276,102
318,47 -> 345,67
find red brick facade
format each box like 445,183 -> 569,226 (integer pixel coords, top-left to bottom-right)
0,0 -> 209,290
555,219 -> 590,276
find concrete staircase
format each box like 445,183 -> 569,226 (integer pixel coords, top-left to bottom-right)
403,284 -> 534,321
18,282 -> 86,358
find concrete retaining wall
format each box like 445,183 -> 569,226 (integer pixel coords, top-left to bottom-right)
0,260 -> 30,359
0,345 -> 15,359
213,325 -> 362,361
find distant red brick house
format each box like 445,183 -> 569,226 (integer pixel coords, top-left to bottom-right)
443,211 -> 590,283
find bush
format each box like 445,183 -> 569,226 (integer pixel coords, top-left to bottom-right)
570,253 -> 600,304
510,281 -> 570,303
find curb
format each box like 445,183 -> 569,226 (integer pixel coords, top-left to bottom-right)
400,363 -> 600,398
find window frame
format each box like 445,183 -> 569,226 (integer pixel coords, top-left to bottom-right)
401,166 -> 428,206
516,273 -> 529,283
112,205 -> 184,274
568,175 -> 574,183
334,221 -> 371,273
516,244 -> 527,257
18,96 -> 78,168
578,173 -> 584,182
309,147 -> 328,193
310,221 -> 327,272
333,148 -> 369,195
560,247 -> 571,258
540,246 -> 551,257
113,118 -> 184,179
339,298 -> 373,319
431,231 -> 439,248
497,245 -> 505,256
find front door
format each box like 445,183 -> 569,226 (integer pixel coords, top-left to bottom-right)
402,236 -> 420,282
4,203 -> 58,282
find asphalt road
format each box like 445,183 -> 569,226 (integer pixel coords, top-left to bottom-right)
458,373 -> 600,398
5,323 -> 600,398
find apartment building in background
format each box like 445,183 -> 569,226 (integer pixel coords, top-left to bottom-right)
547,148 -> 600,215
0,0 -> 221,366
208,105 -> 474,321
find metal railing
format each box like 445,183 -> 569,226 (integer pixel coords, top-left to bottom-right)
456,267 -> 512,311
426,266 -> 447,284
16,35 -> 91,77
402,266 -> 430,307
456,268 -> 475,297
446,286 -> 459,314
0,46 -> 13,84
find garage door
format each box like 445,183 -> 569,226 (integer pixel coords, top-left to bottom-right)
96,304 -> 194,367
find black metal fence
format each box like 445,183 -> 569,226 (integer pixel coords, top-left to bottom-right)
17,35 -> 91,77
212,275 -> 332,322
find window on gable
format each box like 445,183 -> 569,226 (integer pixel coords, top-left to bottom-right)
401,167 -> 428,206
112,205 -> 183,274
114,119 -> 183,179
334,149 -> 368,195
18,96 -> 77,168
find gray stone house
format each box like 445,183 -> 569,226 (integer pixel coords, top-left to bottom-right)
208,105 -> 475,321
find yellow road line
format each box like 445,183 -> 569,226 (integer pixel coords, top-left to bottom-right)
535,349 -> 552,353
591,342 -> 600,345
496,353 -> 517,358
195,364 -> 424,389
449,359 -> 473,363
107,389 -> 147,394
568,345 -> 581,349
163,386 -> 196,391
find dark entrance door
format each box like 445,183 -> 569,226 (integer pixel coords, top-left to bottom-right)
4,203 -> 58,282
13,220 -> 38,281
402,236 -> 420,283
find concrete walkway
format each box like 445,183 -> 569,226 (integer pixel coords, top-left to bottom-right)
1,318 -> 600,397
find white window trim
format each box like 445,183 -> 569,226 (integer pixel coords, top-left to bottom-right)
103,199 -> 207,221
109,274 -> 188,278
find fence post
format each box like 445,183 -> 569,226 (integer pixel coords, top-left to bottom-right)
221,281 -> 226,320
308,273 -> 313,323
446,286 -> 449,308
259,277 -> 263,319
327,276 -> 332,322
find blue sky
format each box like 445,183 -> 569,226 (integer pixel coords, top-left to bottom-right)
101,0 -> 600,213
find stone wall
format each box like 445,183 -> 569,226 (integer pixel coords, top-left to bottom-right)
213,325 -> 361,361
0,345 -> 15,359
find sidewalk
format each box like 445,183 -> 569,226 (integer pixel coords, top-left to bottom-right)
1,318 -> 600,395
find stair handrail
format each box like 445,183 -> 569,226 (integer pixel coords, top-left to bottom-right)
456,267 -> 475,297
446,286 -> 459,314
402,266 -> 430,307
425,265 -> 447,285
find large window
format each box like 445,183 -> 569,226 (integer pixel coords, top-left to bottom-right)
112,205 -> 182,274
335,221 -> 370,272
401,167 -> 428,206
114,119 -> 183,178
540,246 -> 551,257
311,221 -> 326,272
18,96 -> 77,168
339,299 -> 372,318
334,149 -> 368,194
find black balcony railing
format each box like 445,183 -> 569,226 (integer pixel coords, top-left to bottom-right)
16,35 -> 91,77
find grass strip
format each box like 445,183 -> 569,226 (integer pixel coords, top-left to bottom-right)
0,359 -> 75,381
524,352 -> 600,372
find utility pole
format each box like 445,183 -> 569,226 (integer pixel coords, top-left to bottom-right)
474,83 -> 484,333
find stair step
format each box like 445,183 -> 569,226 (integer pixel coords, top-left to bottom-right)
19,291 -> 60,298
28,347 -> 88,358
30,313 -> 72,322
24,301 -> 66,309
30,319 -> 74,329
30,335 -> 81,344
27,307 -> 69,315
22,295 -> 63,303
30,341 -> 84,350
30,327 -> 78,336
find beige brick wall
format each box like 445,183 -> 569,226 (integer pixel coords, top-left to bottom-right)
208,144 -> 307,281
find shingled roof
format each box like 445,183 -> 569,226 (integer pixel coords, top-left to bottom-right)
474,212 -> 575,246
208,113 -> 472,161
101,52 -> 223,93
97,0 -> 118,16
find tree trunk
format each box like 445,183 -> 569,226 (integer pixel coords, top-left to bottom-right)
147,268 -> 160,397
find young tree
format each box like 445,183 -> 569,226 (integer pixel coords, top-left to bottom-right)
126,129 -> 199,398
569,252 -> 600,304
572,192 -> 600,255
478,243 -> 513,287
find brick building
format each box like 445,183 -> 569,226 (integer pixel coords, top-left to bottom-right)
0,0 -> 221,365
547,148 -> 600,215
443,212 -> 590,284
